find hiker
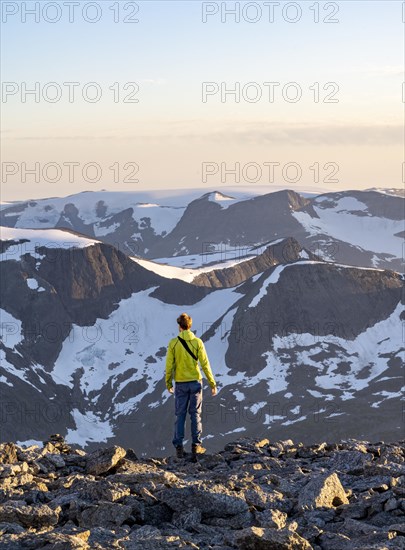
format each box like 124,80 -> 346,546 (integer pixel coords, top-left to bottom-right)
165,313 -> 217,458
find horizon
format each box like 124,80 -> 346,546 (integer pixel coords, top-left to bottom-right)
0,183 -> 403,206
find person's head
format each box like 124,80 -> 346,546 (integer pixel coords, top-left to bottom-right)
177,313 -> 192,331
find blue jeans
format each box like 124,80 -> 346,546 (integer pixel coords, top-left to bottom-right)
172,380 -> 203,447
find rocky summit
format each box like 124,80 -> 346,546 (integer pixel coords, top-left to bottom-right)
0,435 -> 404,549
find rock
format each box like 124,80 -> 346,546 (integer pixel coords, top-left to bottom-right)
329,450 -> 373,474
368,511 -> 405,528
255,508 -> 287,529
0,502 -> 61,527
126,448 -> 138,462
172,507 -> 202,530
384,497 -> 399,511
121,496 -> 145,522
0,531 -> 90,549
44,434 -> 72,454
139,486 -> 159,504
0,444 -> 17,464
339,498 -> 369,520
130,525 -> 161,540
225,438 -> 270,453
388,523 -> 405,535
0,521 -> 26,535
298,472 -> 349,510
333,517 -> 383,537
364,462 -> 405,477
123,528 -> 199,549
74,478 -> 131,502
318,531 -> 353,550
79,502 -> 132,528
143,503 -> 173,526
0,472 -> 34,489
255,439 -> 270,449
159,484 -> 248,518
46,453 -> 66,468
87,526 -> 126,548
0,463 -> 27,478
0,435 -> 402,549
112,461 -> 180,486
85,445 -> 126,475
299,523 -> 323,543
231,526 -> 312,549
204,510 -> 253,529
244,485 -> 269,509
348,475 -> 392,493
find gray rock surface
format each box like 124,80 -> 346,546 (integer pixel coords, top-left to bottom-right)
0,434 -> 403,549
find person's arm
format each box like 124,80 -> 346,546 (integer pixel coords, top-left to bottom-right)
165,341 -> 175,391
198,341 -> 216,389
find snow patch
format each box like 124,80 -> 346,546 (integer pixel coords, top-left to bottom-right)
233,390 -> 245,402
16,440 -> 42,448
65,409 -> 114,446
207,192 -> 241,210
0,310 -> 23,349
133,254 -> 258,283
94,222 -> 120,237
248,265 -> 287,308
26,278 -> 44,291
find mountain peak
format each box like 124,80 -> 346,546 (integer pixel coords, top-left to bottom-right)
200,191 -> 238,208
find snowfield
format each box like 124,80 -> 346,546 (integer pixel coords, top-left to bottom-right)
261,302 -> 404,399
50,285 -> 243,445
0,227 -> 99,262
133,254 -> 257,282
5,191 -> 186,237
292,195 -> 403,258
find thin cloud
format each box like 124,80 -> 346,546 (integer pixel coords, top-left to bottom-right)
7,123 -> 402,146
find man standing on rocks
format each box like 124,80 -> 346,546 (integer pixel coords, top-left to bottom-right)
165,313 -> 217,459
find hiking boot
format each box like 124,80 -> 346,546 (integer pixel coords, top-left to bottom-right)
191,444 -> 206,455
175,446 -> 184,458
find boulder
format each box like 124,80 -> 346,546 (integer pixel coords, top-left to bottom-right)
298,472 -> 349,510
0,503 -> 61,528
85,446 -> 126,475
231,526 -> 312,549
79,502 -> 132,528
159,484 -> 248,518
0,443 -> 18,464
255,508 -> 287,529
172,507 -> 202,531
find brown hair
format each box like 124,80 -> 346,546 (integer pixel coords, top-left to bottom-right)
177,313 -> 192,330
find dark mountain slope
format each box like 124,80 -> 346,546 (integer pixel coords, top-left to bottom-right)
224,262 -> 404,377
148,190 -> 310,258
192,237 -> 319,288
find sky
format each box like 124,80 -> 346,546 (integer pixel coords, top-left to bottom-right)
1,0 -> 404,201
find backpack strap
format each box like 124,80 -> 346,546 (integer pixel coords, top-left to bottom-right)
177,336 -> 198,361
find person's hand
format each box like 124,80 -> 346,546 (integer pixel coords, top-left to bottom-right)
211,386 -> 217,396
168,387 -> 174,394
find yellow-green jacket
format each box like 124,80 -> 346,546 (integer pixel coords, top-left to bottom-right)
165,329 -> 216,390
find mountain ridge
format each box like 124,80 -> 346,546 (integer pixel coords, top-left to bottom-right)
0,188 -> 402,271
0,226 -> 402,453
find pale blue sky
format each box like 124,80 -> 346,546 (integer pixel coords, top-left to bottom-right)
1,1 -> 404,200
